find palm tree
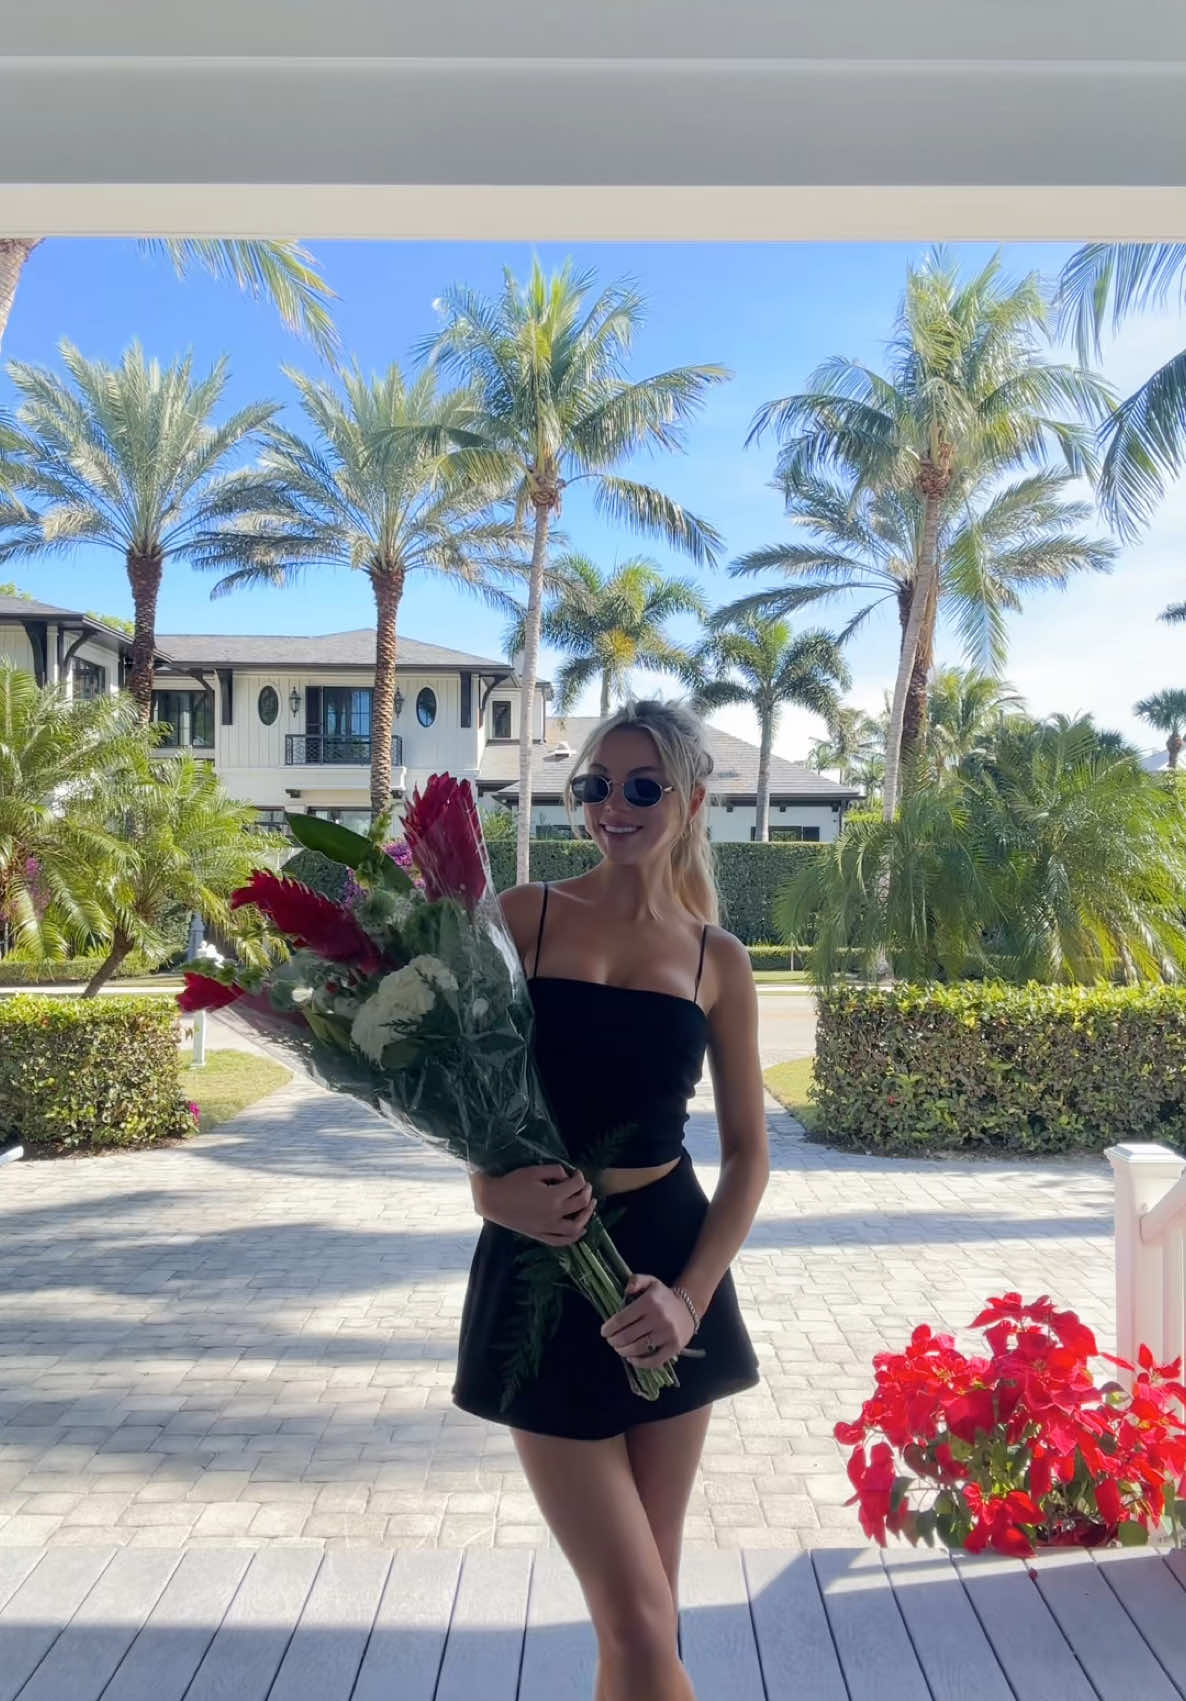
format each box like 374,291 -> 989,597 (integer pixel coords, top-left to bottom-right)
1135,688 -> 1186,771
193,364 -> 522,815
1162,601 -> 1186,627
721,469 -> 1113,760
926,667 -> 1025,778
505,553 -> 706,716
1058,244 -> 1186,537
423,261 -> 728,881
0,238 -> 337,358
0,342 -> 277,717
0,661 -> 145,957
693,618 -> 850,841
80,753 -> 283,995
749,250 -> 1112,820
807,704 -> 882,786
780,714 -> 1186,985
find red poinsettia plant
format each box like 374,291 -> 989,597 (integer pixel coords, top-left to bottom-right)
836,1292 -> 1186,1557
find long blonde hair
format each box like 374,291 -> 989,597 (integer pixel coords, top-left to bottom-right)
564,699 -> 719,926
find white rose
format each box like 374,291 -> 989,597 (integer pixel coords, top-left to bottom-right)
291,985 -> 313,1006
410,954 -> 458,993
350,963 -> 438,1063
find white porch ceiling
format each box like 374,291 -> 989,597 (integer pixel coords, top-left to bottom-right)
0,0 -> 1182,238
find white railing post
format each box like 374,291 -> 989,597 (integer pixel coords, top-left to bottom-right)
1106,1143 -> 1186,1386
192,1009 -> 207,1069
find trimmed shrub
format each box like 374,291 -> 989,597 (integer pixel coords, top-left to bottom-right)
0,956 -> 157,987
288,836 -> 825,945
0,995 -> 194,1153
748,944 -> 865,973
814,981 -> 1186,1156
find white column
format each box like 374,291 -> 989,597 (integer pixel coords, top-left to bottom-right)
1106,1143 -> 1186,1384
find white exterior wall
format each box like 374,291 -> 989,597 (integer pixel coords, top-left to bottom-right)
0,627 -> 36,671
0,625 -> 123,691
64,636 -> 123,696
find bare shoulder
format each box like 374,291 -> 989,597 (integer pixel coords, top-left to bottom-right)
497,882 -> 546,954
702,925 -> 756,1012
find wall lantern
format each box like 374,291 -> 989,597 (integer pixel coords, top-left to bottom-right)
394,689 -> 405,718
288,688 -> 302,717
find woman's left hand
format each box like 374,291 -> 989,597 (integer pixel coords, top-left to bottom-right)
601,1273 -> 695,1366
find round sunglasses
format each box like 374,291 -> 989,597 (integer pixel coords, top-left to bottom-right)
570,773 -> 674,808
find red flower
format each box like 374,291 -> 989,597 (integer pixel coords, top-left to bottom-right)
177,973 -> 245,1013
230,871 -> 381,972
401,773 -> 488,907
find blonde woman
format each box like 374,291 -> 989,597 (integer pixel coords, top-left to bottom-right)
454,700 -> 769,1701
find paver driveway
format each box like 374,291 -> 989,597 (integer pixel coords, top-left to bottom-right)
0,1006 -> 1115,1553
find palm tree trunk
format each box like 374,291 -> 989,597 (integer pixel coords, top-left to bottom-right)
126,551 -> 164,722
754,712 -> 774,842
369,564 -> 404,817
884,490 -> 943,820
901,576 -> 940,766
516,505 -> 551,884
600,672 -> 611,718
83,928 -> 133,997
0,239 -> 40,352
1169,730 -> 1183,771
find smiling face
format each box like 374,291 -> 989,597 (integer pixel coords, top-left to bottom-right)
579,726 -> 700,867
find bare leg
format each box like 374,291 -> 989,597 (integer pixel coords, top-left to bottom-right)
626,1405 -> 713,1604
513,1428 -> 697,1701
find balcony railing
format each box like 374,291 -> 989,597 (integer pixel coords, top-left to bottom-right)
285,734 -> 403,766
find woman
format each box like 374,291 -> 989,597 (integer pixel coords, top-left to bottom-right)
453,699 -> 769,1701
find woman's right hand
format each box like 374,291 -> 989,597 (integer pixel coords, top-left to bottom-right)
472,1165 -> 595,1245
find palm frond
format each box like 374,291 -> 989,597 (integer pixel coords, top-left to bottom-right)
141,239 -> 339,358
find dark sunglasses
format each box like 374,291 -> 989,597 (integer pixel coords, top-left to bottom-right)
570,773 -> 674,808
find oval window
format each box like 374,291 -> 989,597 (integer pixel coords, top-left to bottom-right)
258,686 -> 279,726
416,687 -> 437,728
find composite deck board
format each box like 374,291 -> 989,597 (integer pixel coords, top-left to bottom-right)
2,1544 -> 1186,1698
13,1550 -> 181,1701
0,1547 -> 116,1701
351,1550 -> 462,1701
812,1547 -> 931,1701
882,1546 -> 1013,1701
267,1549 -> 391,1701
433,1548 -> 532,1701
517,1546 -> 598,1701
1029,1547 -> 1183,1701
1091,1549 -> 1186,1690
183,1548 -> 324,1701
953,1551 -> 1099,1701
679,1550 -> 767,1701
99,1550 -> 253,1701
744,1549 -> 848,1701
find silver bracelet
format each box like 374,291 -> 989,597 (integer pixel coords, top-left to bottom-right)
673,1284 -> 701,1336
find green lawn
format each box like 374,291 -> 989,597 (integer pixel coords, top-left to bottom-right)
179,1047 -> 292,1134
752,970 -> 811,985
763,1056 -> 819,1130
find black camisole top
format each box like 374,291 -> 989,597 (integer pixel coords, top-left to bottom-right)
526,884 -> 710,1169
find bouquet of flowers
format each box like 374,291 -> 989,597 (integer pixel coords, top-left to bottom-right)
836,1291 -> 1186,1557
177,773 -> 686,1406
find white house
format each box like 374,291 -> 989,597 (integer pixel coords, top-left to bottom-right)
2,601 -> 861,838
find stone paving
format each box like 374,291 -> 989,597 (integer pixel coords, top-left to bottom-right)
0,1012 -> 1116,1554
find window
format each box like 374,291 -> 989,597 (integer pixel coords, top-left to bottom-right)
416,686 -> 437,728
754,824 -> 821,842
72,659 -> 107,700
492,699 -> 512,739
307,807 -> 373,832
460,672 -> 472,728
151,689 -> 215,749
304,686 -> 373,762
252,808 -> 289,834
257,686 -> 279,725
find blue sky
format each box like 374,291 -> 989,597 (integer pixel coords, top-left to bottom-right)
2,238 -> 1183,762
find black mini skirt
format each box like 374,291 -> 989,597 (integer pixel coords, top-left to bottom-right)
452,1148 -> 761,1440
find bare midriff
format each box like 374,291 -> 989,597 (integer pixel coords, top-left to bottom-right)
598,1157 -> 682,1196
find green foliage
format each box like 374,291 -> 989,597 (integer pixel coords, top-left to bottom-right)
711,841 -> 826,944
0,995 -> 193,1152
814,981 -> 1186,1155
0,956 -> 156,985
281,848 -> 352,902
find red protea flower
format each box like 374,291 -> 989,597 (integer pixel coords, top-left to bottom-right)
401,773 -> 488,907
177,973 -> 246,1013
230,870 -> 382,972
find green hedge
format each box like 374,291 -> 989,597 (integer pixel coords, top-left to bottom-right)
814,981 -> 1186,1155
0,995 -> 194,1153
0,956 -> 157,987
287,836 -> 824,945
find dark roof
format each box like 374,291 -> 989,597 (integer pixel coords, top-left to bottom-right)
0,593 -> 138,653
483,715 -> 862,802
154,629 -> 515,672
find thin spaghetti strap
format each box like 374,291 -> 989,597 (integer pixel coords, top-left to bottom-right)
530,883 -> 550,979
693,923 -> 709,1002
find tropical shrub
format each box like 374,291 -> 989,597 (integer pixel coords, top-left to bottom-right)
0,956 -> 155,986
814,981 -> 1186,1155
0,995 -> 194,1152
